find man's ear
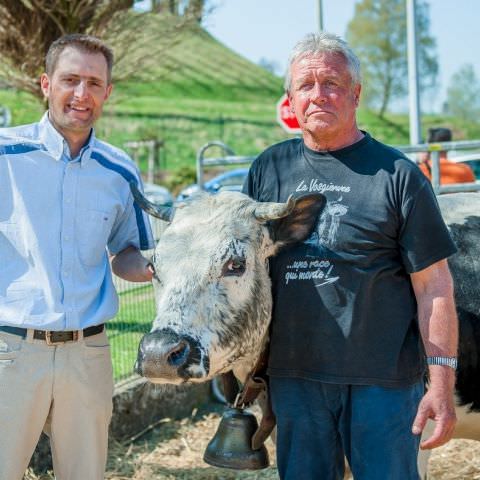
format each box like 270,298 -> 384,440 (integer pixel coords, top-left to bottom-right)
105,83 -> 113,101
40,73 -> 50,99
287,90 -> 294,112
268,193 -> 326,247
354,83 -> 361,107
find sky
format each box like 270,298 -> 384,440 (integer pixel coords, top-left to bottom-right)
202,0 -> 480,113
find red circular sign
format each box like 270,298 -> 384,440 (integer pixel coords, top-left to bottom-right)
276,94 -> 302,134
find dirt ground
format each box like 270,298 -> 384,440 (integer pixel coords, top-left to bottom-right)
25,404 -> 480,480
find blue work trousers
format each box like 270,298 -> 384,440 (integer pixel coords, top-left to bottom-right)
270,376 -> 424,480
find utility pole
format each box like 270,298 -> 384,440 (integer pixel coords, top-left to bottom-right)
316,0 -> 324,31
406,0 -> 422,145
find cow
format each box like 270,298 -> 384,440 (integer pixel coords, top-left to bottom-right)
435,193 -> 480,439
133,187 -> 326,385
132,185 -> 480,476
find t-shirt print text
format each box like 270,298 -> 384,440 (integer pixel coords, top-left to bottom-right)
284,259 -> 339,288
295,178 -> 351,194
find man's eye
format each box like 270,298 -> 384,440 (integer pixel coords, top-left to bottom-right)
299,82 -> 313,90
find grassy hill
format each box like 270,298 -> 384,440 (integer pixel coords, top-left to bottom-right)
1,17 -> 479,191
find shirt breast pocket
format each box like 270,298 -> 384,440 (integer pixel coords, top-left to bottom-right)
77,209 -> 115,267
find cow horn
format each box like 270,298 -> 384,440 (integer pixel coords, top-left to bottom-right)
253,195 -> 296,221
130,181 -> 174,222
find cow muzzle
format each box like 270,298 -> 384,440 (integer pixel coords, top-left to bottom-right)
135,328 -> 209,383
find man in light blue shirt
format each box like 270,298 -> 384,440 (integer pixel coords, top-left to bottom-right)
0,34 -> 155,480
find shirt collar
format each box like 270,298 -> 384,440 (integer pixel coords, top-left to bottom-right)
39,111 -> 95,165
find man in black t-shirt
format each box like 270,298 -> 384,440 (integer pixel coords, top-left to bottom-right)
243,32 -> 458,480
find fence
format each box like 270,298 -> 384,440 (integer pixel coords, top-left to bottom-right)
196,139 -> 480,194
124,139 -> 165,183
107,277 -> 155,382
108,138 -> 480,384
107,221 -> 166,383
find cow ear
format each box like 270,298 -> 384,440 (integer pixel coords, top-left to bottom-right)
269,193 -> 326,246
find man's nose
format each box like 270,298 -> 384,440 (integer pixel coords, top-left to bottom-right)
73,81 -> 88,99
310,82 -> 327,102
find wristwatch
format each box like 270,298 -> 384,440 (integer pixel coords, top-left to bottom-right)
426,356 -> 458,370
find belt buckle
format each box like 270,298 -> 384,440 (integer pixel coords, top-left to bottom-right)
45,330 -> 79,346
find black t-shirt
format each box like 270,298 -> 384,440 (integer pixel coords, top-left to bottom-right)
243,133 -> 457,387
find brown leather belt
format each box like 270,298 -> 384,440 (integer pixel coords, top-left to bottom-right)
0,324 -> 105,345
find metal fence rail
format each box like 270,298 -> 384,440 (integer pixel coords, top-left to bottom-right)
196,139 -> 480,195
396,139 -> 480,194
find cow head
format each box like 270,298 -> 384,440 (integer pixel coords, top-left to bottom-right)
131,184 -> 326,384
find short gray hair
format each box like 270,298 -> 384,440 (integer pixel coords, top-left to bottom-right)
284,32 -> 361,92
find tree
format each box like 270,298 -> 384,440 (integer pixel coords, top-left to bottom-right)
258,57 -> 281,75
150,0 -> 207,21
444,64 -> 480,124
0,0 -> 197,101
346,0 -> 438,117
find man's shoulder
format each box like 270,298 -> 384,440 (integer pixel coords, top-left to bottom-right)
90,138 -> 140,179
260,137 -> 302,157
0,122 -> 42,154
366,135 -> 407,159
254,138 -> 302,167
366,135 -> 420,171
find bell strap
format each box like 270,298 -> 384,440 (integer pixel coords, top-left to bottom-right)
251,386 -> 276,450
219,340 -> 276,450
221,370 -> 240,405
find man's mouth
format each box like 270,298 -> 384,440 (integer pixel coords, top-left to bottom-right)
308,110 -> 331,116
67,105 -> 90,113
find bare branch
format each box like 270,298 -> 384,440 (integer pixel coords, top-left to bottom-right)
0,1 -> 197,101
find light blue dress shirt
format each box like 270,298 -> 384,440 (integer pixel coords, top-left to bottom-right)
0,113 -> 154,330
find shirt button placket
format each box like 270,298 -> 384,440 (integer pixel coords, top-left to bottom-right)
62,162 -> 78,328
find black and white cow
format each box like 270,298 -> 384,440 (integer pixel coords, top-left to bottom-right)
132,187 -> 480,452
133,189 -> 326,384
435,193 -> 480,440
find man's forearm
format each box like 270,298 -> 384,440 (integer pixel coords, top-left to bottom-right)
411,260 -> 458,386
418,294 -> 457,388
111,246 -> 153,282
410,260 -> 458,448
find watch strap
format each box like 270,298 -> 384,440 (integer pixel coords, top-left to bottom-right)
426,356 -> 457,370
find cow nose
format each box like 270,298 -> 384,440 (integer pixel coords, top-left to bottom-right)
136,329 -> 192,380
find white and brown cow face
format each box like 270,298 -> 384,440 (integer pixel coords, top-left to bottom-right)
130,187 -> 325,385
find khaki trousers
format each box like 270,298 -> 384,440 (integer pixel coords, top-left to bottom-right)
0,328 -> 114,480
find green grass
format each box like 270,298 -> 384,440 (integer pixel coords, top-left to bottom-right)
0,89 -> 44,125
113,24 -> 283,103
107,284 -> 155,381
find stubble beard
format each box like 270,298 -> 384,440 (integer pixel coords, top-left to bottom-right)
51,106 -> 97,136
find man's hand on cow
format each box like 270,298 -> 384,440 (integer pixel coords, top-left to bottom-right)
412,367 -> 457,449
111,246 -> 155,282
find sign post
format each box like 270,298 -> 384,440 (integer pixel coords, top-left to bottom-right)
276,94 -> 302,135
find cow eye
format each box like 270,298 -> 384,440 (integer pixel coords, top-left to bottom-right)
223,256 -> 246,277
